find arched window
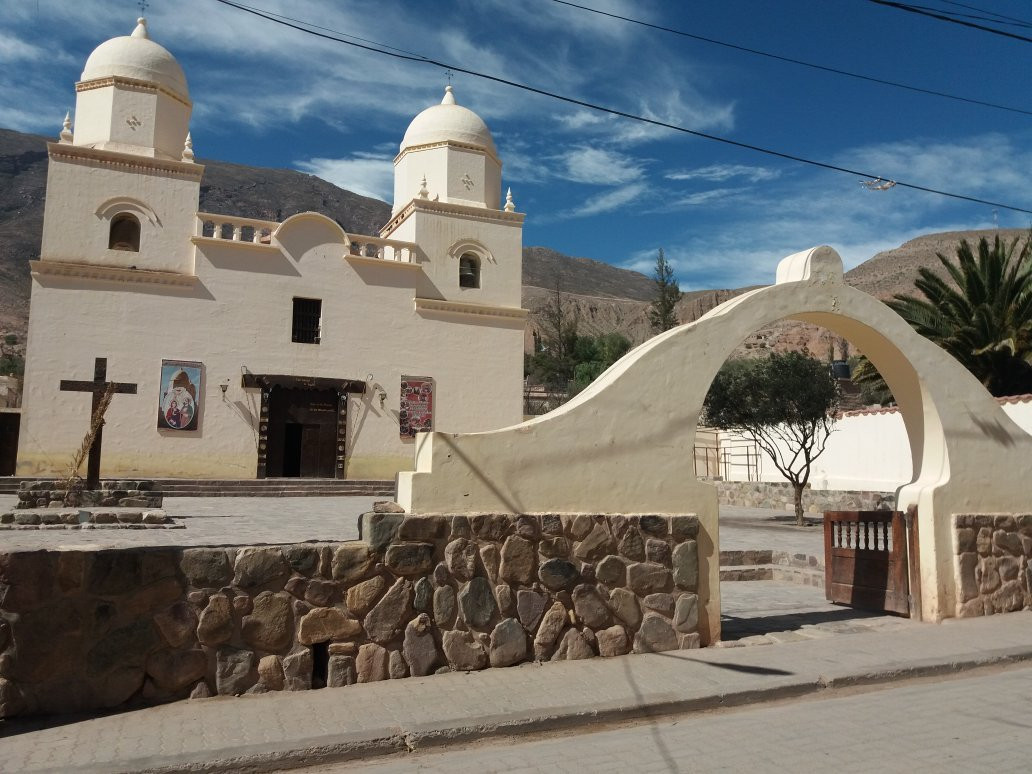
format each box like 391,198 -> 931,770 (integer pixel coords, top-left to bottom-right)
109,213 -> 141,252
458,253 -> 480,289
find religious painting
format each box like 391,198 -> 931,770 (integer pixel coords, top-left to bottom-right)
400,376 -> 434,439
157,360 -> 202,431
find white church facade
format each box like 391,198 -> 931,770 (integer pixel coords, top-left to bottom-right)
17,18 -> 526,481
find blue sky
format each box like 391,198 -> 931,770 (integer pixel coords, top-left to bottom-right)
3,0 -> 1030,290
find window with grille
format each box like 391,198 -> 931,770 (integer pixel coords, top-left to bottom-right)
292,297 -> 322,344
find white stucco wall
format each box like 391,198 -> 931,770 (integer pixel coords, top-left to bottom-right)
719,397 -> 1032,491
20,207 -> 525,480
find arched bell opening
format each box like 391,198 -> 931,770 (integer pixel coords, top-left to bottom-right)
108,212 -> 141,252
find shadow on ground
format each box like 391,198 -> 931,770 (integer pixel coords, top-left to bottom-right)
721,605 -> 899,640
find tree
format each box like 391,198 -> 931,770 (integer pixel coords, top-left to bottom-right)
571,332 -> 632,391
888,233 -> 1032,397
703,352 -> 839,525
849,354 -> 894,406
648,248 -> 681,333
0,334 -> 23,377
528,283 -> 580,390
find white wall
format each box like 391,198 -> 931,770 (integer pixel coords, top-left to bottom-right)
718,397 -> 1032,491
19,212 -> 525,480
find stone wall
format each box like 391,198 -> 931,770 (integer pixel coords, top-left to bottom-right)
0,512 -> 700,718
953,514 -> 1032,618
15,479 -> 162,509
714,481 -> 894,513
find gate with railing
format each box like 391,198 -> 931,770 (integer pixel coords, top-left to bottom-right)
824,510 -> 913,615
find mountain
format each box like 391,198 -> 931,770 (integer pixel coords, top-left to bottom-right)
2,127 -> 1025,361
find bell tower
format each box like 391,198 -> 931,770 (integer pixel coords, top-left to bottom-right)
384,86 -> 521,309
37,17 -> 201,276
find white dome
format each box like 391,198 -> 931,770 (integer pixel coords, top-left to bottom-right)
81,18 -> 189,101
401,86 -> 496,156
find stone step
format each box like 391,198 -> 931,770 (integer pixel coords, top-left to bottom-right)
0,477 -> 396,497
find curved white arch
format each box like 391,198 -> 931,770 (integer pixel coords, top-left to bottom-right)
94,196 -> 159,226
273,211 -> 350,246
399,245 -> 1032,632
447,237 -> 495,264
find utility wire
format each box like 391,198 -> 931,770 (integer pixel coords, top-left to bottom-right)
549,0 -> 1030,116
865,0 -> 1032,42
932,1 -> 1032,29
937,1 -> 1032,28
213,0 -> 1032,216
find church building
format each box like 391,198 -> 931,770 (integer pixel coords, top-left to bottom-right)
16,18 -> 526,481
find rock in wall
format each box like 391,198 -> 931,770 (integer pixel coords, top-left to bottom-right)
954,514 -> 1032,618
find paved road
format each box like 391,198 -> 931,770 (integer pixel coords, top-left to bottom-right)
316,664 -> 1032,773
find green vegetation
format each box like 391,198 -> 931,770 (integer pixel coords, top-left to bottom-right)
648,248 -> 681,333
704,352 -> 840,525
0,334 -> 23,377
852,232 -> 1032,402
526,286 -> 632,410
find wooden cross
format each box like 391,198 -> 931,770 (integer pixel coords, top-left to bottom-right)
60,358 -> 138,489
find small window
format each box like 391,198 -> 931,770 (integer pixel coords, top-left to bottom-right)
458,253 -> 480,289
109,213 -> 141,252
292,297 -> 322,344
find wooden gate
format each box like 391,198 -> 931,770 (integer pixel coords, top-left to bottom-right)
824,510 -> 911,615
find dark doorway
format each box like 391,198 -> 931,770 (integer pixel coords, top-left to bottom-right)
0,412 -> 19,476
265,388 -> 339,478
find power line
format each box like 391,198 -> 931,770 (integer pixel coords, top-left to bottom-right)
865,0 -> 1032,42
548,0 -> 1030,116
933,1 -> 1032,29
212,0 -> 1032,216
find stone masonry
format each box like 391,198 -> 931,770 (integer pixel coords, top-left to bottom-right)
954,514 -> 1032,618
14,479 -> 163,509
0,511 -> 700,718
714,481 -> 895,513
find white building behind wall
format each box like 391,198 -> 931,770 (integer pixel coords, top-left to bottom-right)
718,395 -> 1032,491
17,18 -> 526,481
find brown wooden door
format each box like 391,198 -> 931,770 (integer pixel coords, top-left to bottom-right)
266,387 -> 338,478
824,510 -> 910,615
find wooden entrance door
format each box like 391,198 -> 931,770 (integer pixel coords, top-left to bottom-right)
265,387 -> 338,478
824,510 -> 911,615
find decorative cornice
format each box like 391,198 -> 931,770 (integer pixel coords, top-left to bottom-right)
30,259 -> 198,287
381,198 -> 523,238
76,76 -> 191,108
395,139 -> 500,166
48,142 -> 204,180
414,297 -> 528,321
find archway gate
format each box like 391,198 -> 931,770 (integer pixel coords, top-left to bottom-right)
398,246 -> 1032,643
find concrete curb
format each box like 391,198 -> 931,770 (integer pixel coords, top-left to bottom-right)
59,642 -> 1031,774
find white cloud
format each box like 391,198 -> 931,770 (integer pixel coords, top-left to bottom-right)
295,152 -> 394,201
834,134 -> 1032,205
558,146 -> 644,185
559,182 -> 648,219
667,164 -> 780,183
666,188 -> 745,208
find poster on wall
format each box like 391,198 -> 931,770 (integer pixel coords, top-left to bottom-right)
157,360 -> 202,431
400,376 -> 434,439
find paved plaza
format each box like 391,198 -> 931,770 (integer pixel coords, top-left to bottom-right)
0,496 -> 819,554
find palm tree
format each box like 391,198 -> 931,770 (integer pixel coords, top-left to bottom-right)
888,232 -> 1032,397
